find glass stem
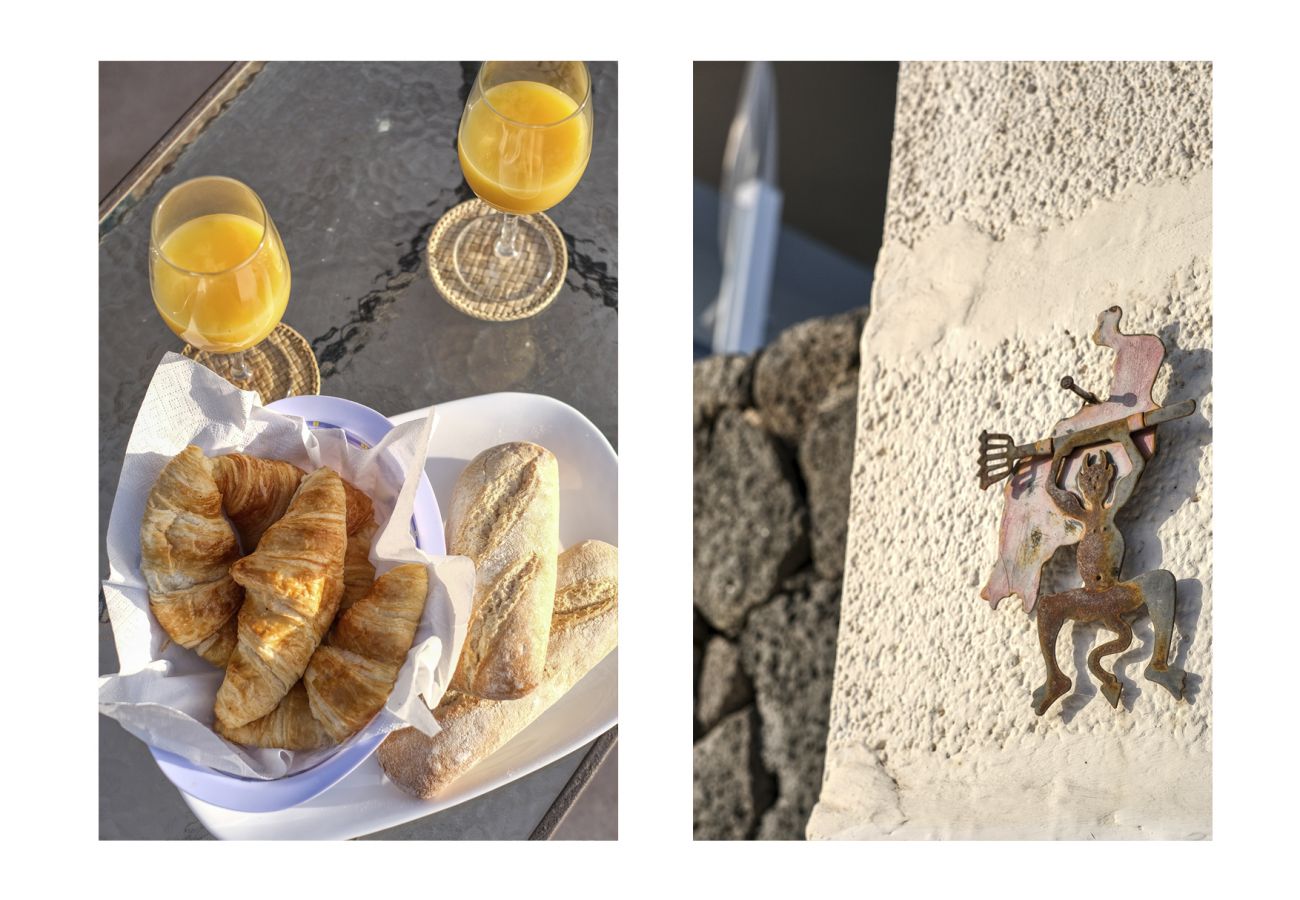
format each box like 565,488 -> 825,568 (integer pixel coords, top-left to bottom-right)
226,349 -> 253,388
495,213 -> 521,258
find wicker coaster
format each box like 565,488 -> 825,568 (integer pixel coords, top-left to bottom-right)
183,322 -> 321,401
427,199 -> 567,322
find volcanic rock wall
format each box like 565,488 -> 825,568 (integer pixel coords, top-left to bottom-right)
693,309 -> 864,839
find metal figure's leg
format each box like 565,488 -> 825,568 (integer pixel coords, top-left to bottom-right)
1033,597 -> 1073,716
1133,569 -> 1185,699
1088,617 -> 1134,709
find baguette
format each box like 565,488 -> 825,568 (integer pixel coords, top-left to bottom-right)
445,442 -> 560,700
378,540 -> 617,799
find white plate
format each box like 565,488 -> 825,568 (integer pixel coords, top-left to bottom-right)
178,392 -> 618,839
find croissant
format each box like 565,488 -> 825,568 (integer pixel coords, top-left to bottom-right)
215,682 -> 331,749
193,615 -> 239,667
139,446 -> 244,659
215,466 -> 348,729
207,455 -> 375,666
212,454 -> 375,550
218,563 -> 429,749
342,517 -> 378,610
307,563 -> 427,742
211,454 -> 305,552
341,479 -> 375,537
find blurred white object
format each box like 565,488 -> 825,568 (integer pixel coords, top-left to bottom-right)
713,61 -> 783,354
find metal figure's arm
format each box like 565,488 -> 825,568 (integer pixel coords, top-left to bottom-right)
1108,428 -> 1146,512
1044,450 -> 1085,520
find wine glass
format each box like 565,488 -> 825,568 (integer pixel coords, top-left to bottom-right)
149,176 -> 292,389
438,61 -> 593,315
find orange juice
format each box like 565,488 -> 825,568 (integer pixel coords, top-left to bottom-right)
151,212 -> 290,353
458,81 -> 590,215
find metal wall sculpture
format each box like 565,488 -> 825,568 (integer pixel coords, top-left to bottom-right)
979,307 -> 1195,715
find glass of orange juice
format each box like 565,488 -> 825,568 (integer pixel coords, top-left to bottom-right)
450,61 -> 593,306
149,176 -> 291,388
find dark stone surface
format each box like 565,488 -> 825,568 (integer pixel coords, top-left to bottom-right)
798,374 -> 859,580
693,353 -> 754,429
693,707 -> 774,840
752,308 -> 865,445
691,309 -> 863,840
694,424 -> 710,476
696,636 -> 754,732
694,607 -> 710,691
694,409 -> 808,635
739,577 -> 842,841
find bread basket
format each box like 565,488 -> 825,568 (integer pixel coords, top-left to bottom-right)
147,395 -> 446,813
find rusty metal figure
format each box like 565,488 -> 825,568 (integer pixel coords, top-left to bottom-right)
978,307 -> 1195,716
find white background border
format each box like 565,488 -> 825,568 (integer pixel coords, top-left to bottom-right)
2,0 -> 1292,893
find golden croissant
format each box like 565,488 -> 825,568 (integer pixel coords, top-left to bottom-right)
217,563 -> 429,749
211,454 -> 306,552
214,682 -> 332,750
215,466 -> 348,729
192,616 -> 239,667
139,446 -> 244,666
213,451 -> 376,597
341,478 -> 375,538
342,517 -> 378,610
212,453 -> 376,548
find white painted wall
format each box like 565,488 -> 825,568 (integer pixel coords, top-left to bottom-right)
809,62 -> 1212,840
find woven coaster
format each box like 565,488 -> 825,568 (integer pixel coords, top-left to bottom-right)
427,199 -> 567,322
183,322 -> 320,402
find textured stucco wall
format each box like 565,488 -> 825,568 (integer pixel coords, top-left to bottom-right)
808,62 -> 1212,840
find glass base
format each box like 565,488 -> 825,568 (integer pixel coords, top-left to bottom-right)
451,212 -> 556,303
182,322 -> 321,401
427,199 -> 568,322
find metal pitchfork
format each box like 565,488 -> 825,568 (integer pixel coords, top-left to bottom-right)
978,384 -> 1196,490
